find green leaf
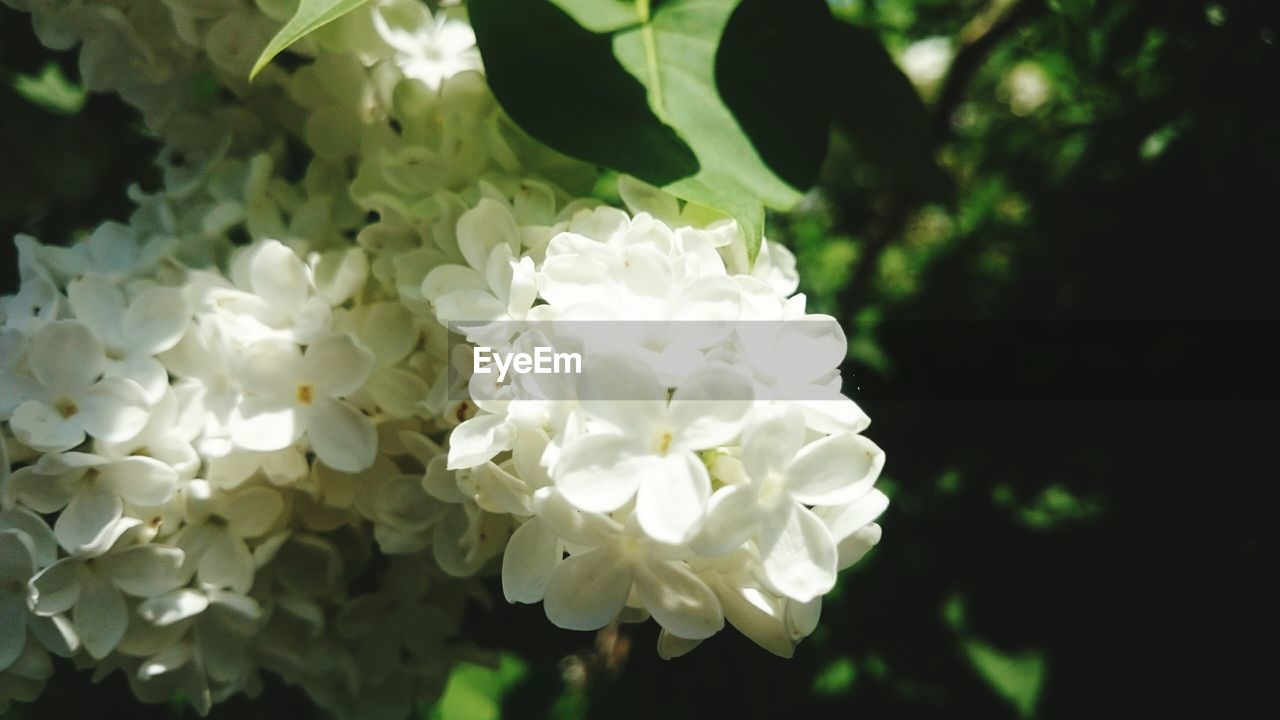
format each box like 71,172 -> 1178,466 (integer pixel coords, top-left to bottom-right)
811,656 -> 858,696
250,0 -> 371,80
11,63 -> 86,115
715,0 -> 835,191
476,0 -> 832,262
830,22 -> 946,198
548,0 -> 640,32
612,0 -> 806,258
470,0 -> 699,186
962,640 -> 1046,719
426,655 -> 527,720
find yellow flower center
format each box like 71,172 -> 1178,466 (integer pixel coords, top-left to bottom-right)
54,396 -> 78,418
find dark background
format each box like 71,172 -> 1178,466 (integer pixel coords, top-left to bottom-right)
2,1 -> 1276,718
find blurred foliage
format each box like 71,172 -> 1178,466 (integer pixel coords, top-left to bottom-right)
423,655 -> 527,720
3,0 -> 1277,718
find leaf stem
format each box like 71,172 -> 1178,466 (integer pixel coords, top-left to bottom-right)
635,0 -> 668,121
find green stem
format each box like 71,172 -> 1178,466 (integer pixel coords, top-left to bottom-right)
635,0 -> 667,121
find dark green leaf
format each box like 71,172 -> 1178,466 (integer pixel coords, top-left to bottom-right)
470,0 -> 699,187
715,0 -> 835,191
611,0 -> 805,258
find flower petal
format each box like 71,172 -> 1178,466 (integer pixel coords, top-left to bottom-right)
457,198 -> 519,273
105,354 -> 169,405
77,377 -> 150,444
532,489 -> 620,548
758,504 -> 837,603
635,452 -> 710,544
0,595 -> 29,669
741,405 -> 806,483
198,531 -> 254,594
656,630 -> 703,660
667,366 -> 753,450
446,413 -> 513,470
820,488 -> 890,544
302,334 -> 374,398
555,434 -> 653,513
706,576 -> 794,658
0,529 -> 36,582
3,467 -> 75,514
237,338 -> 304,397
0,371 -> 48,418
98,457 -> 177,507
305,398 -> 378,473
10,401 -> 85,453
767,316 -> 846,385
98,545 -> 185,597
785,433 -> 885,506
635,558 -> 724,640
422,264 -> 487,302
0,508 -> 59,567
138,588 -> 209,626
65,275 -> 125,347
123,287 -> 190,355
690,484 -> 759,556
28,557 -> 84,615
249,240 -> 310,312
223,486 -> 284,539
232,397 -> 302,452
501,517 -> 562,604
74,574 -> 127,659
575,354 -> 666,433
54,486 -> 123,554
542,549 -> 632,631
30,321 -> 103,394
835,523 -> 882,571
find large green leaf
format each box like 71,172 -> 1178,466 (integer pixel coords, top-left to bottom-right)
476,0 -> 834,261
715,0 -> 835,191
611,0 -> 804,255
250,0 -> 370,80
470,0 -> 698,186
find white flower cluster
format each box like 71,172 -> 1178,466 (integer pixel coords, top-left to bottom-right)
0,0 -> 888,716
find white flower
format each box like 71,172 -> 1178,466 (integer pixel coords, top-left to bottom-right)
66,274 -> 190,403
374,0 -> 482,90
535,498 -> 724,640
231,334 -> 377,473
212,240 -> 333,343
160,314 -> 245,441
817,487 -> 889,571
5,451 -> 177,555
2,320 -> 150,453
421,198 -> 538,341
23,222 -> 173,282
694,406 -> 884,602
554,357 -> 753,543
0,241 -> 60,338
172,480 -> 285,594
95,386 -> 203,479
28,536 -> 185,660
135,586 -> 263,697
